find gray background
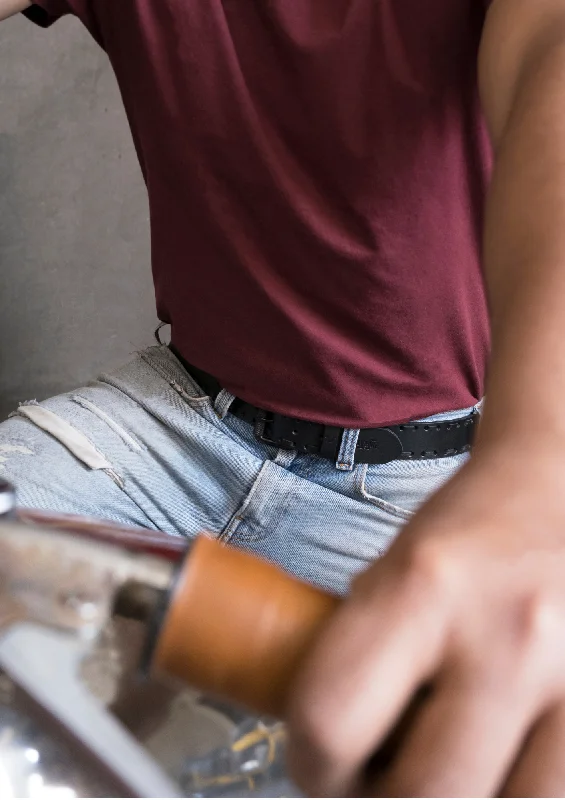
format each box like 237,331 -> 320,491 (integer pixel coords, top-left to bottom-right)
0,12 -> 156,420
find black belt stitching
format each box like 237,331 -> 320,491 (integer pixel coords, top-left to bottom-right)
170,348 -> 478,465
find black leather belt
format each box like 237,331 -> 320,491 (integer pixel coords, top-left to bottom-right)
171,348 -> 479,465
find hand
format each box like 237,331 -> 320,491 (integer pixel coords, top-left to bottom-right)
287,444 -> 565,796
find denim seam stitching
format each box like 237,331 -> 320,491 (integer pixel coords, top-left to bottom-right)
219,461 -> 273,544
219,461 -> 293,544
138,350 -> 210,406
357,463 -> 414,521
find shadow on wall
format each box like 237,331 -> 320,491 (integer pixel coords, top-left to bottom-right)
0,14 -> 156,421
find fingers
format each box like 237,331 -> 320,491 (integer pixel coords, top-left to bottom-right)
377,667 -> 533,798
287,547 -> 453,797
502,703 -> 565,797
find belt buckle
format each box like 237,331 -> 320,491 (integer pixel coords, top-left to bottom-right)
253,412 -> 294,450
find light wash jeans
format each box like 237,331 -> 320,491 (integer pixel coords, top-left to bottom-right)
0,346 -> 478,595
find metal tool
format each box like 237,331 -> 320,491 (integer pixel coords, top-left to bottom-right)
0,480 -> 181,797
0,480 -> 339,797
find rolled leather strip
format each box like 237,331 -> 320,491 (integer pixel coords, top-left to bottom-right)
151,535 -> 340,718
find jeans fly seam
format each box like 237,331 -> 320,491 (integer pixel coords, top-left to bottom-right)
219,461 -> 272,544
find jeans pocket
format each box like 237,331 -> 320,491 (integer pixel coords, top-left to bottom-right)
357,452 -> 469,521
358,475 -> 413,520
141,346 -> 214,410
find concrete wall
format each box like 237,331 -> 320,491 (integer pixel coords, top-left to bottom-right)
0,13 -> 156,420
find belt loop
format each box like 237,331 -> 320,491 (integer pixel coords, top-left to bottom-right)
214,389 -> 236,420
336,428 -> 360,471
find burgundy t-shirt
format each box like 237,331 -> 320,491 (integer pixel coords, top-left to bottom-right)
27,0 -> 493,427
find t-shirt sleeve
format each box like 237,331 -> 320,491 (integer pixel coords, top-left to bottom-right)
22,1 -> 104,45
22,1 -> 73,27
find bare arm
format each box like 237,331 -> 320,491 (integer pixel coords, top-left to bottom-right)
478,0 -> 565,450
288,2 -> 565,797
0,0 -> 31,22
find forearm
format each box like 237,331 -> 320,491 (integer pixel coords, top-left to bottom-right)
0,0 -> 31,22
478,21 -> 565,452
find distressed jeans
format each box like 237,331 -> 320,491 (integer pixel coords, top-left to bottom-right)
0,346 -> 478,594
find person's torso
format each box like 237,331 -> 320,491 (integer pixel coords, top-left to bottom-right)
72,0 -> 493,426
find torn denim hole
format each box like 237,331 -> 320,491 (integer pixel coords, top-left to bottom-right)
72,395 -> 144,453
16,402 -> 125,489
0,444 -> 34,470
0,445 -> 34,455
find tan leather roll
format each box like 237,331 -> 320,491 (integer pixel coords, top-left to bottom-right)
151,535 -> 340,718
